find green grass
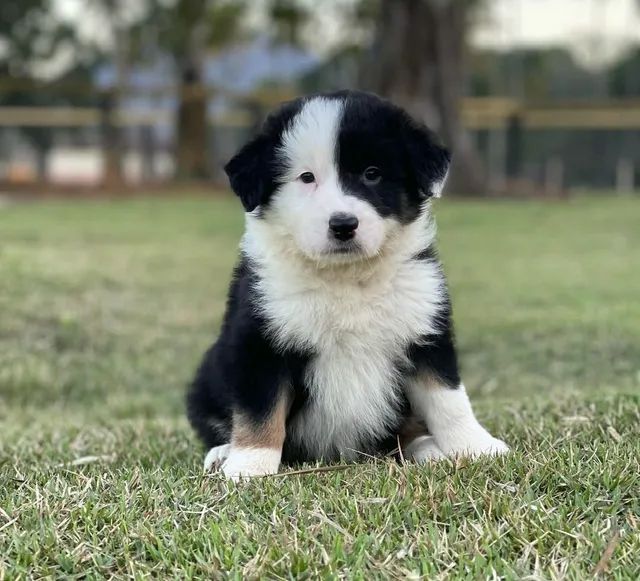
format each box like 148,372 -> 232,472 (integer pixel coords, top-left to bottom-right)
1,194 -> 639,578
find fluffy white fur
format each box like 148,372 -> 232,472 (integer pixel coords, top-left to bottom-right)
406,381 -> 509,458
244,208 -> 445,459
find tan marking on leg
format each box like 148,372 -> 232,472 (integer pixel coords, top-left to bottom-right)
221,390 -> 291,480
231,389 -> 290,450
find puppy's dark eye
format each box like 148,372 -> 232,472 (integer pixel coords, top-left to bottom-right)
299,172 -> 315,184
362,166 -> 381,185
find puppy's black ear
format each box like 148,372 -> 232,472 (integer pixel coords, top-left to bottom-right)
224,134 -> 276,212
404,124 -> 451,199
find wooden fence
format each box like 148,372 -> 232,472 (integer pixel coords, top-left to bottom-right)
0,84 -> 639,192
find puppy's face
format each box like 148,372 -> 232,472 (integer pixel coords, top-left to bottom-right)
225,91 -> 450,263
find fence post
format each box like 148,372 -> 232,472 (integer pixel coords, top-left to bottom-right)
175,76 -> 209,180
545,157 -> 564,196
487,127 -> 507,192
616,158 -> 634,194
505,113 -> 523,181
100,90 -> 123,188
140,124 -> 155,183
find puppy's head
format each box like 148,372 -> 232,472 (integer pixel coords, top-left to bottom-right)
226,91 -> 450,263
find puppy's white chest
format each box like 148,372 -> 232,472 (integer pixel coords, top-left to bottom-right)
259,259 -> 444,458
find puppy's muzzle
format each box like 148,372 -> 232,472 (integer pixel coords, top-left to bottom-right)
329,212 -> 359,242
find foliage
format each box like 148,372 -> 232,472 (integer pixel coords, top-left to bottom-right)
608,47 -> 640,97
0,0 -> 77,76
469,47 -> 600,99
1,194 -> 639,577
269,0 -> 310,47
149,0 -> 248,59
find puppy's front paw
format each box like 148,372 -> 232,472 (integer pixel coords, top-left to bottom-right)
221,448 -> 281,482
203,444 -> 231,472
484,437 -> 510,456
437,429 -> 510,459
462,436 -> 510,458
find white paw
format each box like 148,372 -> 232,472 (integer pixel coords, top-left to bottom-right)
203,444 -> 231,471
437,430 -> 510,459
463,436 -> 510,458
404,435 -> 448,463
220,448 -> 281,482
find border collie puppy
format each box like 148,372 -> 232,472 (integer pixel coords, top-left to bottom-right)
187,90 -> 509,479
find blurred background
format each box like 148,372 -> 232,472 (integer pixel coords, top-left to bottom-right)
2,4 -> 639,575
1,0 -> 640,197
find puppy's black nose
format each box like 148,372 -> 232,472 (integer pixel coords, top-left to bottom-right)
329,212 -> 359,241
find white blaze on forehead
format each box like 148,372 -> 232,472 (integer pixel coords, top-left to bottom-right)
279,97 -> 344,181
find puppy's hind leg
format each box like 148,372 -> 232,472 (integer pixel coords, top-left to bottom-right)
398,416 -> 447,463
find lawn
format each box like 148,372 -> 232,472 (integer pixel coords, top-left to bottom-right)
1,194 -> 639,578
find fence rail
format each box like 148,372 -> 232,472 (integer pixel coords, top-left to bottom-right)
0,107 -> 254,127
1,88 -> 639,192
2,99 -> 640,130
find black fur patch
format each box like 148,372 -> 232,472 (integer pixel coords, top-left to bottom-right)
224,98 -> 303,212
337,92 -> 450,223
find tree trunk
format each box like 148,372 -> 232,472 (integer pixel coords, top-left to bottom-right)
27,127 -> 51,183
362,0 -> 486,195
175,10 -> 210,182
101,14 -> 127,188
101,90 -> 123,187
175,63 -> 209,180
34,145 -> 49,182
